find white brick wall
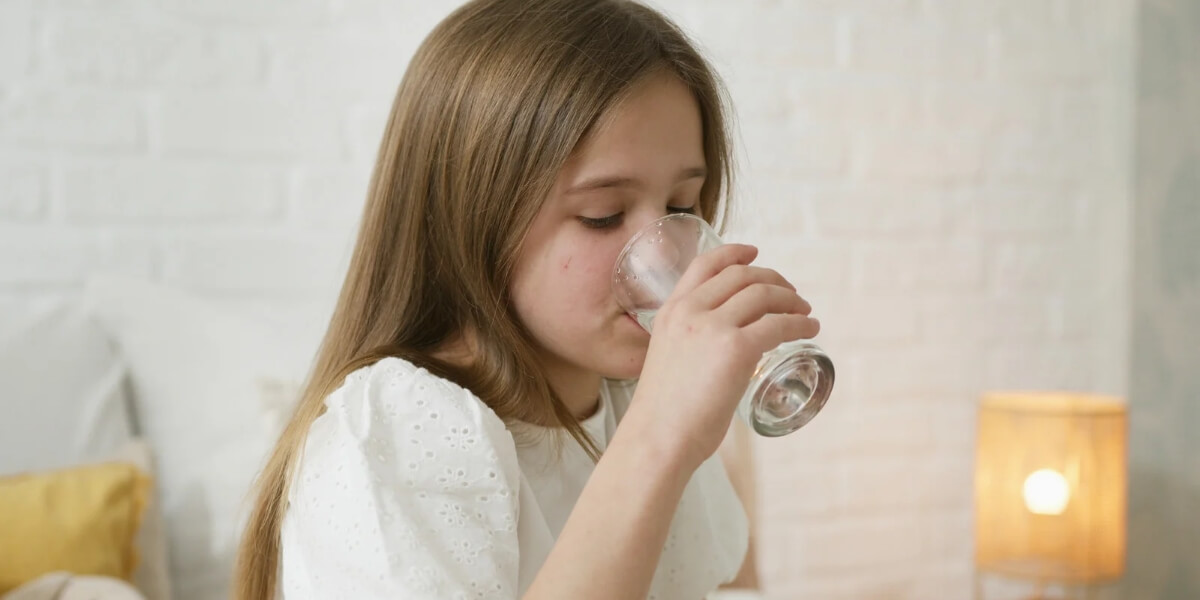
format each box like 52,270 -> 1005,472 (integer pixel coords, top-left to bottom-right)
706,0 -> 1133,596
0,0 -> 1135,598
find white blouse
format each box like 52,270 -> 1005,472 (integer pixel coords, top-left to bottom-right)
279,356 -> 748,599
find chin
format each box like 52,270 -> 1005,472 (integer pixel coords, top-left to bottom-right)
600,348 -> 648,380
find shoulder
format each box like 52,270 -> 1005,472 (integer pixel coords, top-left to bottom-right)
328,356 -> 511,440
283,356 -> 525,597
306,355 -> 521,489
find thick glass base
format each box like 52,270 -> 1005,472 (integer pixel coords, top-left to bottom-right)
738,340 -> 834,437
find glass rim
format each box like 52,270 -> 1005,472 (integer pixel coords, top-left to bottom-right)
611,212 -> 707,307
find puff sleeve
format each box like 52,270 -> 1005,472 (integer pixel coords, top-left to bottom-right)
280,357 -> 522,600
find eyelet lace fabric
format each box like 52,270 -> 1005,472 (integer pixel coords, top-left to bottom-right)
280,356 -> 748,599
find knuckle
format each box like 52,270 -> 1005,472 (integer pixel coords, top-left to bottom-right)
691,253 -> 721,275
656,301 -> 681,326
731,265 -> 755,286
763,267 -> 792,289
715,325 -> 743,349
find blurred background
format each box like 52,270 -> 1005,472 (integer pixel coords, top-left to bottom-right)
0,0 -> 1195,599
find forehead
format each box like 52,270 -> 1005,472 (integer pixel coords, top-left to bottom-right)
553,73 -> 706,194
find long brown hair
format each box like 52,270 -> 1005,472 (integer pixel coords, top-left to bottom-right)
234,0 -> 736,597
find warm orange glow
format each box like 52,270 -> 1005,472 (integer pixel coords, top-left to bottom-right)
975,392 -> 1127,583
1023,468 -> 1070,516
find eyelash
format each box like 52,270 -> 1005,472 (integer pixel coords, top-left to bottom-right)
579,206 -> 696,230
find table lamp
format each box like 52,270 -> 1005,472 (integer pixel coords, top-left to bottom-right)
974,392 -> 1128,599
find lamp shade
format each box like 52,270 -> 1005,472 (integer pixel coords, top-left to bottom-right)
974,392 -> 1127,583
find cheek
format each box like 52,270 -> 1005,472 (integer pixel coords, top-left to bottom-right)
513,254 -> 601,316
560,252 -> 618,301
560,234 -> 625,278
520,231 -> 625,316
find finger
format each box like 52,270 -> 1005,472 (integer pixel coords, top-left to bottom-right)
716,283 -> 812,328
741,313 -> 821,351
689,265 -> 804,312
667,243 -> 758,303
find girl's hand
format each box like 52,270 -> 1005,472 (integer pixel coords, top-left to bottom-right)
626,243 -> 820,472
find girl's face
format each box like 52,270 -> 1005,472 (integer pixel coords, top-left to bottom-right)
509,72 -> 707,383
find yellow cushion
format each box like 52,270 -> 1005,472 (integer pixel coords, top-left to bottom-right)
0,461 -> 150,594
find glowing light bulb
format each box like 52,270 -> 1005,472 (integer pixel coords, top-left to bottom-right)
1023,468 -> 1070,515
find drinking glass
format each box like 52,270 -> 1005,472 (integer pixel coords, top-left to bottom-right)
612,213 -> 834,436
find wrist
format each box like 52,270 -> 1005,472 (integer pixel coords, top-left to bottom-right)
612,396 -> 704,478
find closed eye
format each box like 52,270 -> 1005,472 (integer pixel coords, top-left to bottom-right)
579,205 -> 696,230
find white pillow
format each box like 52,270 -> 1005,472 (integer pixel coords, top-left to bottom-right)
0,298 -> 134,476
0,300 -> 170,599
80,276 -> 323,600
111,439 -> 173,600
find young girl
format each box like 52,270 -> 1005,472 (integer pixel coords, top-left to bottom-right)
236,0 -> 819,598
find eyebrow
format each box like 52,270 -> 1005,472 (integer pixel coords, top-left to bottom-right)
565,166 -> 707,194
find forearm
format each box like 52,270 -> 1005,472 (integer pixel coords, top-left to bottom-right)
522,408 -> 692,600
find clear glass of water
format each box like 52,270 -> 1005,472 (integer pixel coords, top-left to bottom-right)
612,213 -> 835,436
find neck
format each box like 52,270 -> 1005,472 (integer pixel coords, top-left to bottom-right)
431,329 -> 603,421
537,351 -> 603,421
